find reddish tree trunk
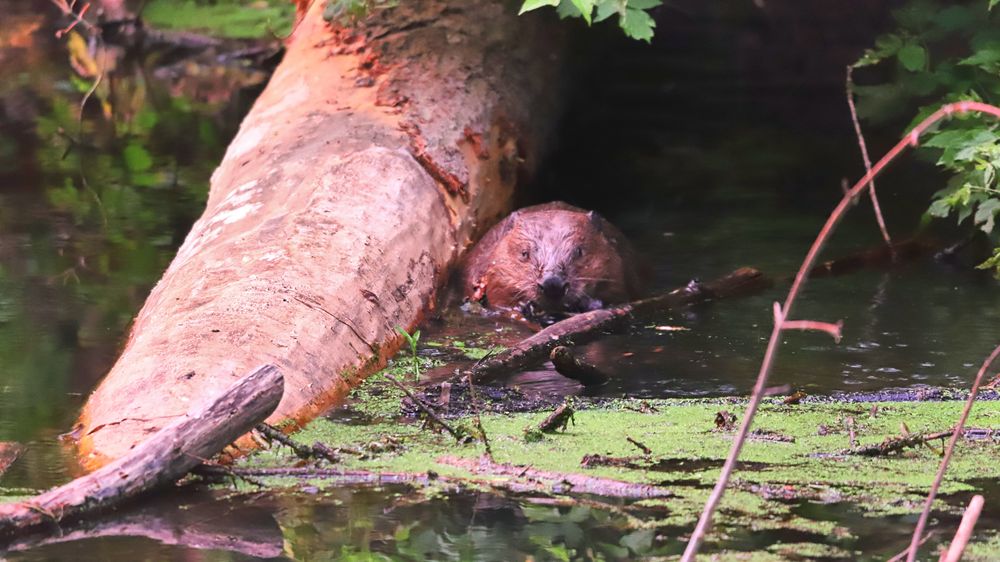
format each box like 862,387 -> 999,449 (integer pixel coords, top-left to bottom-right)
76,1 -> 563,469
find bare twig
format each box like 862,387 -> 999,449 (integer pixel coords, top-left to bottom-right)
383,374 -> 466,442
464,374 -> 492,458
906,344 -> 1000,562
681,101 -> 1000,562
940,495 -> 985,562
51,0 -> 96,35
626,436 -> 652,455
254,423 -> 339,464
773,302 -> 843,342
844,429 -> 952,456
886,532 -> 934,562
847,65 -> 894,252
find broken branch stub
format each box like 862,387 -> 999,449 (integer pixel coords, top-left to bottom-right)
0,365 -> 283,539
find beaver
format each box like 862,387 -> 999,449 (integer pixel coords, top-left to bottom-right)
462,202 -> 643,316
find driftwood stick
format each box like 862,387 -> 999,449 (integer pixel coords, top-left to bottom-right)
471,267 -> 770,382
383,374 -> 466,442
550,346 -> 609,386
437,456 -> 671,499
808,238 -> 933,279
844,429 -> 953,457
537,403 -> 575,433
255,423 -> 339,464
0,364 -> 283,539
941,495 -> 984,562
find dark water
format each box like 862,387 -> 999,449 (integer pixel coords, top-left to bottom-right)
2,1 -> 1000,560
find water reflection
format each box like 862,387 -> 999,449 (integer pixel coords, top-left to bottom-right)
0,0 -> 273,478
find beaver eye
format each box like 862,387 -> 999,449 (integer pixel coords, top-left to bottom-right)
520,248 -> 530,261
574,247 -> 584,259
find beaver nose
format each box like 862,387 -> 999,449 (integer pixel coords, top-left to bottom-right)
539,276 -> 568,301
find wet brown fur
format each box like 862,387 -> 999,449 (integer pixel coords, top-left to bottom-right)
462,202 -> 643,313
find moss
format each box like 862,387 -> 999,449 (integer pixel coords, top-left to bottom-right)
142,0 -> 294,40
233,366 -> 1000,558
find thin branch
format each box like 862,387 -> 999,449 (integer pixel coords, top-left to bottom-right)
906,345 -> 1000,562
383,374 -> 466,442
51,0 -> 96,35
681,101 -> 1000,562
941,495 -> 985,562
774,302 -> 843,342
886,532 -> 934,562
846,65 -> 894,251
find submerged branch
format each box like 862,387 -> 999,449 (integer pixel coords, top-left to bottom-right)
470,267 -> 770,383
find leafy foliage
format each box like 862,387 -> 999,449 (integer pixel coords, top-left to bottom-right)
323,0 -> 398,24
142,0 -> 295,39
853,1 -> 1000,274
519,0 -> 662,43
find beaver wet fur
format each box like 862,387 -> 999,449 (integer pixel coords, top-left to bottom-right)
462,202 -> 643,316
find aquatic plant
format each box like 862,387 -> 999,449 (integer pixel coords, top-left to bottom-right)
682,101 -> 1000,561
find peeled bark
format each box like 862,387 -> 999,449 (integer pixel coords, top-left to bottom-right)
76,1 -> 562,468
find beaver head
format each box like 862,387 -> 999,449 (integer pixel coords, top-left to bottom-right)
464,202 -> 640,317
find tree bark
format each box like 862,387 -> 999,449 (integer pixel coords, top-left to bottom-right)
0,365 -> 283,537
76,1 -> 562,468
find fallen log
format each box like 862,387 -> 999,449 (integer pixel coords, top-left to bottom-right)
469,267 -> 771,382
807,237 -> 935,279
76,1 -> 563,469
0,365 -> 283,539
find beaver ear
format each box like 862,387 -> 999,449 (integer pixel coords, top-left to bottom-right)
587,210 -> 605,233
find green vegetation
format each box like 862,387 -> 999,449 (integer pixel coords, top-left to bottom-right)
519,0 -> 662,42
235,361 -> 1000,558
853,0 -> 1000,275
394,326 -> 422,379
142,0 -> 294,39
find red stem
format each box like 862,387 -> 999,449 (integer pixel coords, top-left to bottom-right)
681,101 -> 1000,561
906,345 -> 1000,562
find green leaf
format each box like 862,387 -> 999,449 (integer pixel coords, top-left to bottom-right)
594,0 -> 619,22
975,199 -> 1000,233
991,0 -> 1000,11
928,198 -> 952,218
570,0 -> 596,23
519,0 -> 560,15
854,34 -> 904,68
556,0 -> 582,18
628,0 -> 662,8
123,144 -> 153,173
958,47 -> 1000,67
898,42 -> 927,71
620,6 -> 655,43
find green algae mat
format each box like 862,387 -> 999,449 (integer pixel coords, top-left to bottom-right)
232,365 -> 1000,560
